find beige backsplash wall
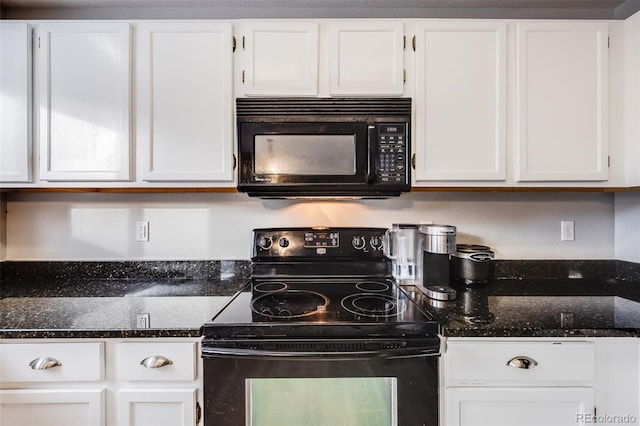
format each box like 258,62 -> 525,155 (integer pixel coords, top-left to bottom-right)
615,191 -> 640,263
4,191 -> 616,261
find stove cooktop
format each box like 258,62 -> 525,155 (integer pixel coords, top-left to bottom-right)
204,277 -> 439,340
203,228 -> 439,352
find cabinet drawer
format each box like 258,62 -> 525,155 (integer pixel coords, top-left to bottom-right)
446,341 -> 595,384
117,342 -> 196,381
0,342 -> 104,383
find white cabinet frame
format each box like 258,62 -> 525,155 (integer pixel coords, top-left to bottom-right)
240,22 -> 319,96
117,388 -> 196,426
0,22 -> 32,183
414,21 -> 507,182
515,22 -> 609,182
328,21 -> 405,96
136,22 -> 234,182
446,387 -> 595,426
0,389 -> 105,426
37,22 -> 132,181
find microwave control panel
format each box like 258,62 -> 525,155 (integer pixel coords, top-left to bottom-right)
376,124 -> 407,184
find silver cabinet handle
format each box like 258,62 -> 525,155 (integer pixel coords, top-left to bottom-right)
29,356 -> 62,370
507,356 -> 538,369
140,355 -> 173,369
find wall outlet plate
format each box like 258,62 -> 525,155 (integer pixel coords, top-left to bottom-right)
561,220 -> 575,241
135,313 -> 150,329
136,221 -> 149,242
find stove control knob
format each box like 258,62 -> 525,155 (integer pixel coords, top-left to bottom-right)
370,235 -> 384,250
352,236 -> 366,250
257,236 -> 272,250
278,237 -> 290,248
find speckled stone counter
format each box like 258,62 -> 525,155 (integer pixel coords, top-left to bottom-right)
0,261 -> 250,339
2,259 -> 639,339
406,260 -> 640,338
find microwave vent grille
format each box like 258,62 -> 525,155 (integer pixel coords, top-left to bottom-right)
236,98 -> 411,117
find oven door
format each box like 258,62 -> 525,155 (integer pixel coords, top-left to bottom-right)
202,347 -> 439,426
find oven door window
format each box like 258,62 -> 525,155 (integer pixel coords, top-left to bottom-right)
255,135 -> 356,175
247,377 -> 397,426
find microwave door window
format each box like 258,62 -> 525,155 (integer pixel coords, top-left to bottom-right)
254,135 -> 356,175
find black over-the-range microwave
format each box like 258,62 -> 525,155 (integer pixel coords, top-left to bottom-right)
236,98 -> 412,198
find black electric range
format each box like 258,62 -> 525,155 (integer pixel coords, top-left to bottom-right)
203,227 -> 439,355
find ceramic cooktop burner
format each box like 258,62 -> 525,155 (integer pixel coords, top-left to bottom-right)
251,289 -> 329,319
355,281 -> 390,292
341,293 -> 407,318
253,282 -> 288,293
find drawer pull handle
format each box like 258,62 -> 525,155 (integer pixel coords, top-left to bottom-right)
141,355 -> 173,369
29,357 -> 62,370
507,356 -> 538,369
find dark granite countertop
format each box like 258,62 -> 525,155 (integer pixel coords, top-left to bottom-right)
1,260 -> 639,339
405,277 -> 640,338
0,261 -> 250,339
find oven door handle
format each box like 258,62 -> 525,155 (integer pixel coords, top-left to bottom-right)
202,346 -> 440,361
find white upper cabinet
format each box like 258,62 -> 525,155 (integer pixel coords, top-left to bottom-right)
414,21 -> 507,182
238,20 -> 405,98
0,22 -> 32,183
516,22 -> 609,182
328,21 -> 405,96
137,22 -> 234,183
37,22 -> 131,181
240,22 -> 319,96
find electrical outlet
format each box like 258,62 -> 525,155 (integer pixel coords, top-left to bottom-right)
561,220 -> 575,241
136,221 -> 149,242
136,313 -> 150,329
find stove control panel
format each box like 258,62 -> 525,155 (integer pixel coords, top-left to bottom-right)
252,227 -> 387,259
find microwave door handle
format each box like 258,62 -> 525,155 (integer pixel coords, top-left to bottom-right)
367,125 -> 376,183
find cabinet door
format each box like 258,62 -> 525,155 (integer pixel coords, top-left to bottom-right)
0,342 -> 104,383
446,387 -> 594,426
0,22 -> 31,183
241,22 -> 318,96
137,22 -> 234,182
414,21 -> 507,182
117,341 -> 196,381
117,388 -> 196,426
0,389 -> 105,426
516,22 -> 608,182
329,21 -> 404,96
37,22 -> 131,181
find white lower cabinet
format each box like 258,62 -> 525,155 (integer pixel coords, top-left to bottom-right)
0,338 -> 202,426
0,342 -> 106,426
0,389 -> 105,426
117,389 -> 197,426
115,341 -> 200,426
443,338 -> 639,426
447,387 -> 594,426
